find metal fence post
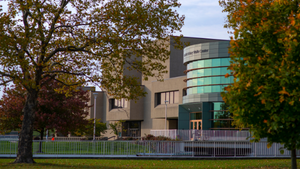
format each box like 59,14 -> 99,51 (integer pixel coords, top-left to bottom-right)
275,143 -> 276,157
214,142 -> 215,157
214,130 -> 215,141
255,142 -> 256,157
111,141 -> 113,155
234,141 -> 236,157
192,141 -> 194,157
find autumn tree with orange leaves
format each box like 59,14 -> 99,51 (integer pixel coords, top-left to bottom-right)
220,0 -> 300,168
0,0 -> 184,163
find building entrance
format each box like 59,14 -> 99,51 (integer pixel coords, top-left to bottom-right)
190,120 -> 202,130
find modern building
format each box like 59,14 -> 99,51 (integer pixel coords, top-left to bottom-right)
86,36 -> 235,138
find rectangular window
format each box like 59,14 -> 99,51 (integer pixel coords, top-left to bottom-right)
109,98 -> 127,110
166,92 -> 169,104
174,91 -> 179,103
155,90 -> 179,106
170,91 -> 174,104
122,121 -> 141,137
160,93 -> 165,105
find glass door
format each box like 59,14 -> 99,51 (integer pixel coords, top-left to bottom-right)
190,120 -> 202,130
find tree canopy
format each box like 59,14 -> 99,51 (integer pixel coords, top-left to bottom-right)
220,0 -> 300,168
0,80 -> 91,137
0,0 -> 184,163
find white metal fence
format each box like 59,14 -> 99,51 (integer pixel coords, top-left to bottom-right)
0,140 -> 299,157
150,130 -> 251,141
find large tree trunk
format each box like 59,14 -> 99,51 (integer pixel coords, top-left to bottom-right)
14,91 -> 38,163
38,128 -> 44,153
291,148 -> 297,169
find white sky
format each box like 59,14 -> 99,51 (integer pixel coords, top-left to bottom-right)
175,0 -> 230,40
0,0 -> 230,95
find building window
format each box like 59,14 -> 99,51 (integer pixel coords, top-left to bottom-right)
122,121 -> 141,137
109,98 -> 127,110
183,89 -> 187,96
209,102 -> 234,129
155,91 -> 179,106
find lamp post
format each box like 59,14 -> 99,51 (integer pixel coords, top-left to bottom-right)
165,100 -> 168,130
93,92 -> 98,141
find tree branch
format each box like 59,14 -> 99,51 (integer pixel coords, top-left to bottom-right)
42,70 -> 85,76
42,0 -> 70,62
44,44 -> 91,63
53,78 -> 84,87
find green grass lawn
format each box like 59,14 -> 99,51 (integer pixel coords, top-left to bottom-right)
0,141 -> 155,155
0,159 -> 298,169
0,141 -> 179,155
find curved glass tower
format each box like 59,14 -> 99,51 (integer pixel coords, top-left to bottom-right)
179,41 -> 234,130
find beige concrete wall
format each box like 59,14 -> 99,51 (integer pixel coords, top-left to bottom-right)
106,96 -> 144,121
151,76 -> 186,119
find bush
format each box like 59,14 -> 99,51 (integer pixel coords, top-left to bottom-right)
142,134 -> 175,141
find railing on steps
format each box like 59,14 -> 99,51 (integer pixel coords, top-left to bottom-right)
150,130 -> 252,141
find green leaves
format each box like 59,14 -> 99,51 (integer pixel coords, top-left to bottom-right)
220,0 -> 300,154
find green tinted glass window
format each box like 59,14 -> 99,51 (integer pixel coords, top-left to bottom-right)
190,113 -> 202,120
187,76 -> 233,87
197,78 -> 204,85
187,85 -> 232,95
187,58 -> 231,70
187,72 -> 191,78
192,87 -> 197,94
203,86 -> 211,93
198,60 -> 204,68
221,58 -> 230,66
197,69 -> 204,77
204,59 -> 212,67
220,67 -> 229,74
204,77 -> 211,85
192,71 -> 197,78
212,76 -> 220,84
212,111 -> 232,119
212,68 -> 220,75
193,79 -> 198,86
193,61 -> 197,69
197,87 -> 203,93
212,58 -> 221,67
220,76 -> 228,84
212,85 -> 220,92
204,69 -> 211,76
213,102 -> 223,111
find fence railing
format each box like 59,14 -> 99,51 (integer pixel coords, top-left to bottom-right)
0,136 -> 115,141
150,130 -> 251,141
0,135 -> 18,141
0,140 -> 299,157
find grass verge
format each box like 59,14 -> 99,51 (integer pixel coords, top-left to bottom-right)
0,159 -> 298,169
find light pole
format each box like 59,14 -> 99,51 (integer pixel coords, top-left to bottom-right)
93,92 -> 98,141
165,100 -> 168,130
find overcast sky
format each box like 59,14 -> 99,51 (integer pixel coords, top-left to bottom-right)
175,0 -> 230,40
